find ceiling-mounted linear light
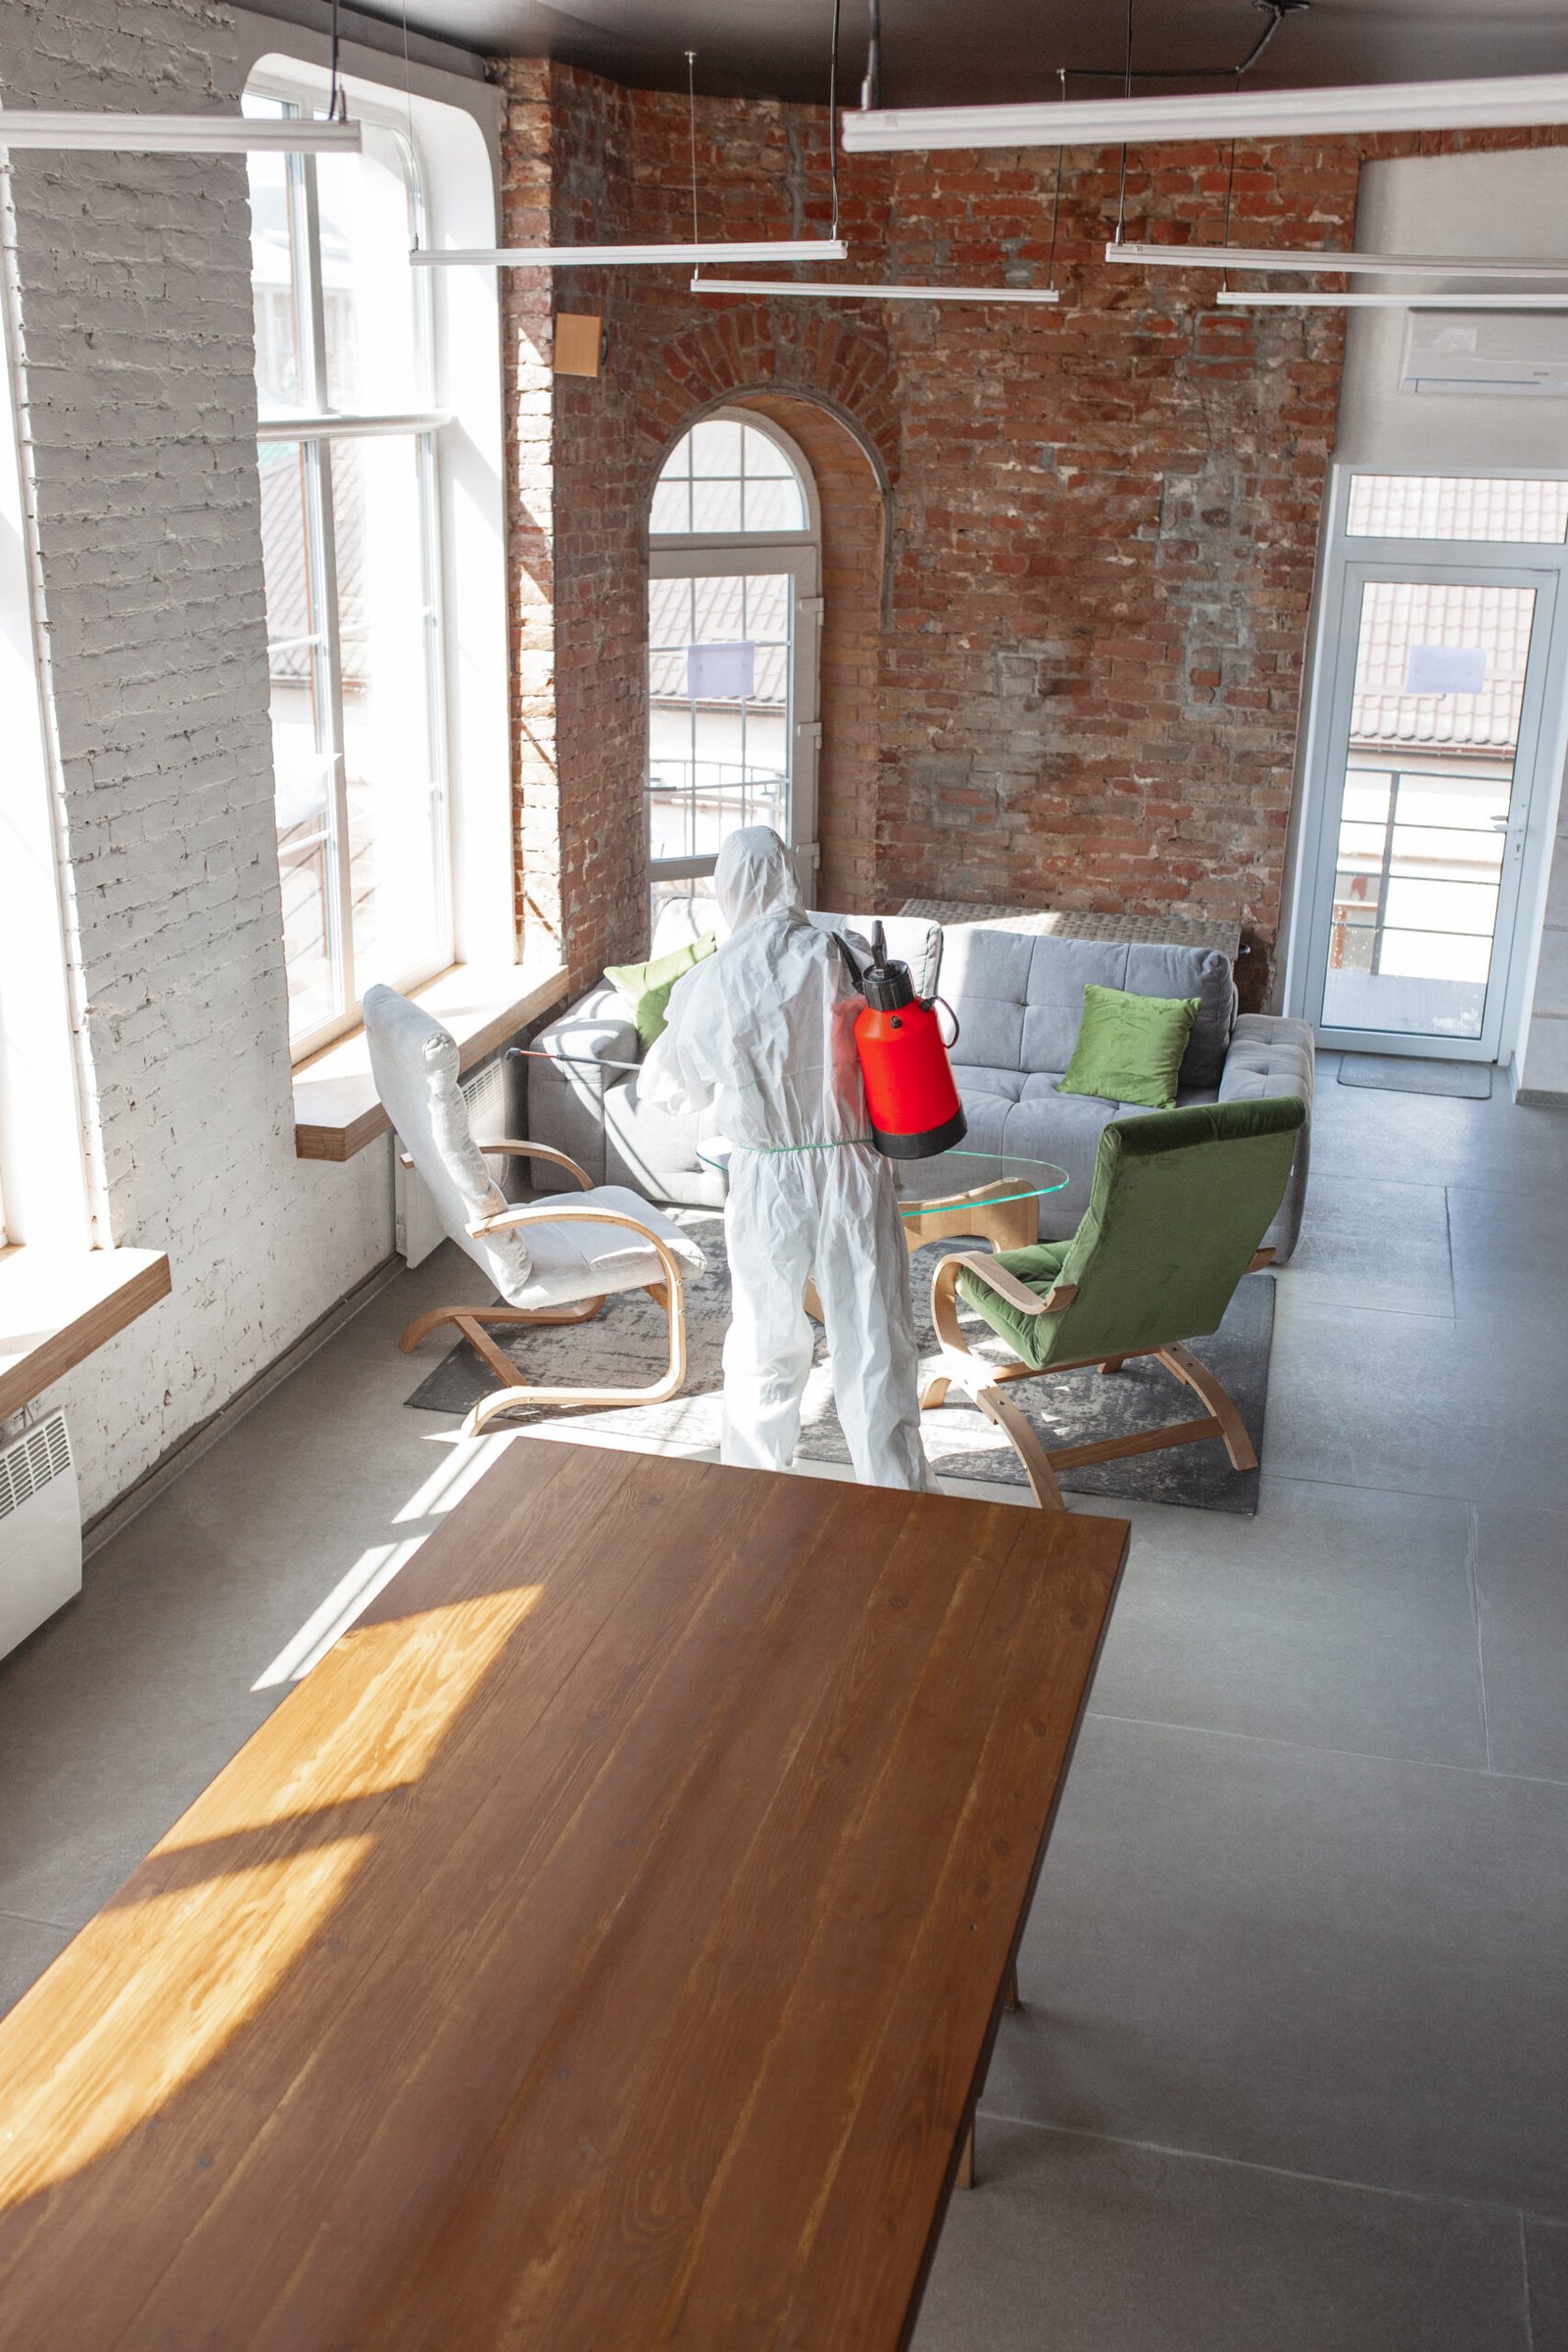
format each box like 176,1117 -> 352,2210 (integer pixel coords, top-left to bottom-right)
1216,289 -> 1568,309
1106,242 -> 1568,279
692,276 -> 1058,304
411,240 -> 849,270
0,111 -> 362,154
842,72 -> 1568,153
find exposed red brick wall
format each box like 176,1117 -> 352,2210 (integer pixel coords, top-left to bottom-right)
497,64 -> 1568,1006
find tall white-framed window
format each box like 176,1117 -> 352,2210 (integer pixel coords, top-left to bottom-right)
246,75 -> 452,1058
646,412 -> 821,954
1288,468 -> 1568,1063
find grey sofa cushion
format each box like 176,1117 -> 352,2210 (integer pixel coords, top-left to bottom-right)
943,930 -> 1236,1094
1220,1012 -> 1315,1262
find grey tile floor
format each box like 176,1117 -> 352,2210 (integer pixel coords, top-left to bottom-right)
1,1052 -> 1564,2345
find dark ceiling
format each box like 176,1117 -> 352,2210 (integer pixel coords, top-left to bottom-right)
318,0 -> 1568,107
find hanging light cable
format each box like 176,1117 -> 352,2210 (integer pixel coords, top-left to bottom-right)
414,40 -> 845,271
1112,0 -> 1135,248
695,0 -> 1057,306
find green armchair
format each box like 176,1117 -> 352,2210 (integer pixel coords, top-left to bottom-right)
921,1097 -> 1307,1508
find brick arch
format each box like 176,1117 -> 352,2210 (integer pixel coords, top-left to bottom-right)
637,320 -> 900,487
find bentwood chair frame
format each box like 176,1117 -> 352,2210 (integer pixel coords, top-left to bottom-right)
398,1140 -> 691,1441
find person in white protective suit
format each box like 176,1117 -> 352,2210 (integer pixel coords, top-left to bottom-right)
641,828 -> 934,1493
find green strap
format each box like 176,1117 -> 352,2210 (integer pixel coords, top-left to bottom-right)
728,1135 -> 874,1154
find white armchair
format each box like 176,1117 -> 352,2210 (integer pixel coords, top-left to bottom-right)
364,986 -> 705,1439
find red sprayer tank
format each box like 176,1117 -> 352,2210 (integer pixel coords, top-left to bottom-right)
852,923 -> 967,1160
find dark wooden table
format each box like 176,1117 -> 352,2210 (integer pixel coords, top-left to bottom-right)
0,1440 -> 1127,2350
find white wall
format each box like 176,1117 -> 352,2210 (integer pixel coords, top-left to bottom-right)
1332,144 -> 1568,1092
0,0 -> 496,1516
1339,147 -> 1568,472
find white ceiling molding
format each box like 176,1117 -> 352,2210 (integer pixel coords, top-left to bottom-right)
842,73 -> 1568,154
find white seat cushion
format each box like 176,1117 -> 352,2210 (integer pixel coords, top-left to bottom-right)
509,1186 -> 706,1310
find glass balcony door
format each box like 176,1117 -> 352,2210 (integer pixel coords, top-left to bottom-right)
1299,560 -> 1558,1060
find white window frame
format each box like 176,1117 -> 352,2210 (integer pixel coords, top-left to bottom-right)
1287,464 -> 1568,1065
249,68 -> 453,1061
646,410 -> 822,921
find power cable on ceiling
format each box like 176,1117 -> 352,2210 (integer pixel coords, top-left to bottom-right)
1060,0 -> 1303,83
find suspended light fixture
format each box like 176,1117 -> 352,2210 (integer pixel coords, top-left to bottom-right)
0,2 -> 361,155
842,73 -> 1568,154
696,6 -> 1058,309
693,278 -> 1058,303
412,240 -> 849,270
1217,288 -> 1568,309
1106,243 -> 1568,278
0,112 -> 362,154
413,50 -> 846,273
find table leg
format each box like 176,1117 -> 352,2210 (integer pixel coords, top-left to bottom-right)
1004,1963 -> 1020,2012
804,1277 -> 824,1324
956,2121 -> 975,2191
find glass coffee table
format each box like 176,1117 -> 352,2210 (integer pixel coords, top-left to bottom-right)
890,1150 -> 1070,1256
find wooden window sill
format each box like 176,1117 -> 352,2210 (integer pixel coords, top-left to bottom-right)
292,960 -> 572,1163
0,1245 -> 172,1422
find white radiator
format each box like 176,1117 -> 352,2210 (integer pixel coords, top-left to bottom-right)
0,1411 -> 81,1662
393,1055 -> 510,1270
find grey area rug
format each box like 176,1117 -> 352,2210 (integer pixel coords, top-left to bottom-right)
1338,1054 -> 1493,1100
405,1214 -> 1274,1516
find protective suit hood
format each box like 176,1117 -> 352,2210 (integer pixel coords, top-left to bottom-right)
715,827 -> 803,934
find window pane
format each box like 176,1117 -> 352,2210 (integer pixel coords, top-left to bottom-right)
742,475 -> 806,532
1348,474 -> 1568,543
742,427 -> 792,478
647,568 -> 791,863
316,122 -> 423,414
331,434 -> 447,993
260,440 -> 338,1038
690,418 -> 743,476
649,478 -> 690,536
691,476 -> 744,532
245,101 -> 304,414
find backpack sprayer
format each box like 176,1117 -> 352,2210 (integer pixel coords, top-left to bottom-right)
839,923 -> 967,1160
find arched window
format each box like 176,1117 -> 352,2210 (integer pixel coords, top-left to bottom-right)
646,412 -> 820,953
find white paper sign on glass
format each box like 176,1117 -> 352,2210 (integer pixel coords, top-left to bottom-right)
687,641 -> 757,701
1403,644 -> 1487,694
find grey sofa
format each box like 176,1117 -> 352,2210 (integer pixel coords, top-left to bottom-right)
526,917 -> 1314,1262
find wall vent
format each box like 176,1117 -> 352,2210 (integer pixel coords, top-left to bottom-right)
0,1411 -> 81,1661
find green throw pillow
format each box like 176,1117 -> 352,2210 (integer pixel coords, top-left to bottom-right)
1057,982 -> 1200,1111
604,932 -> 716,1048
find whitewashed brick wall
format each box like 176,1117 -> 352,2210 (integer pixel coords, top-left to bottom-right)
4,0 -> 393,1519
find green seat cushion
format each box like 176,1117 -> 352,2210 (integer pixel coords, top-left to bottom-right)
956,1240 -> 1071,1370
1057,982 -> 1200,1111
604,932 -> 716,1047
